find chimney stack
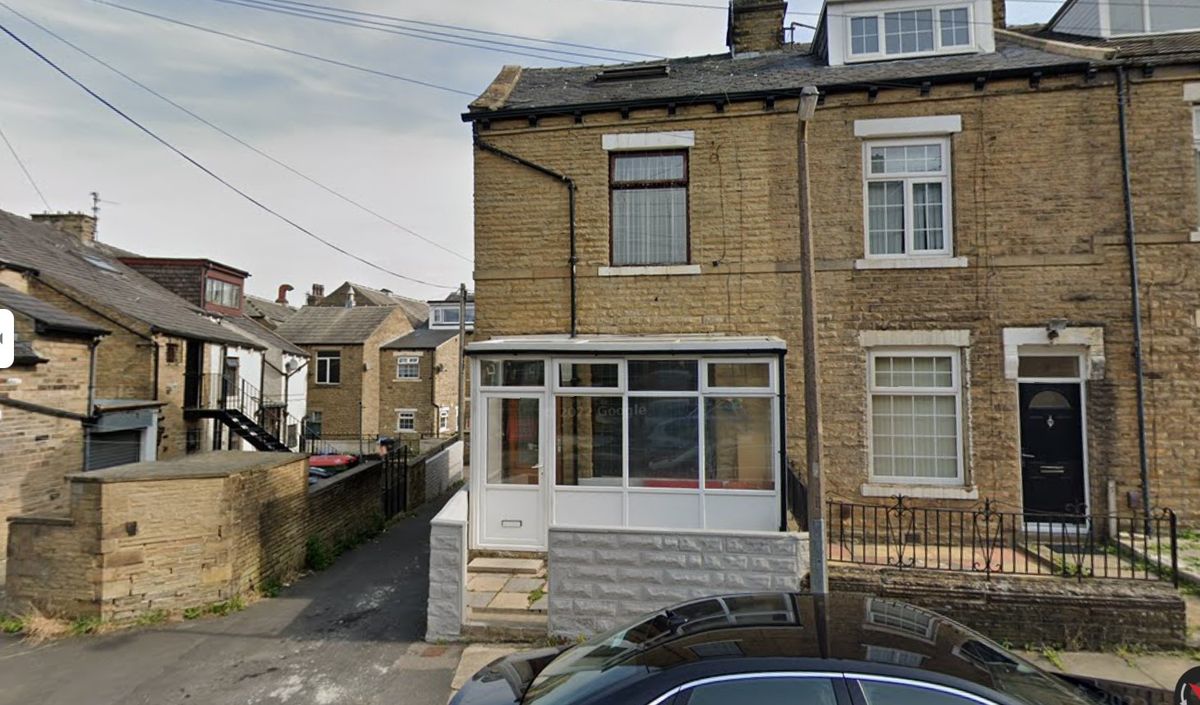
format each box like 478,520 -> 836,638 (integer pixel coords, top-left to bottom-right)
726,0 -> 788,56
345,289 -> 356,308
993,0 -> 1006,28
306,283 -> 325,306
31,212 -> 97,244
276,283 -> 293,305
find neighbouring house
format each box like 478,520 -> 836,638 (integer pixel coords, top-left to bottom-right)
0,279 -> 108,581
428,289 -> 475,333
311,281 -> 432,322
379,325 -> 462,441
274,303 -> 417,452
119,256 -> 307,451
0,210 -> 266,466
459,0 -> 1200,553
244,286 -> 297,330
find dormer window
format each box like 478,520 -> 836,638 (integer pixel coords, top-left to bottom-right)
847,5 -> 974,61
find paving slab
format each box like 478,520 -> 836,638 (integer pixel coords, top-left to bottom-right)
449,643 -> 524,695
1128,655 -> 1199,689
488,592 -> 533,611
1057,653 -> 1160,688
467,591 -> 497,608
530,596 -> 549,613
467,557 -> 543,575
505,577 -> 546,592
467,574 -> 510,592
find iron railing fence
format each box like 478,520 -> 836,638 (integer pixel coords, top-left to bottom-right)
827,496 -> 1177,585
785,462 -> 807,530
381,444 -> 409,519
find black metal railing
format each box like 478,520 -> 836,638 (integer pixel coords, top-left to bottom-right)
785,461 -> 807,530
827,496 -> 1178,584
381,444 -> 409,519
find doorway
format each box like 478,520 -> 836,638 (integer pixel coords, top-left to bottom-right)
1019,380 -> 1087,523
479,394 -> 545,549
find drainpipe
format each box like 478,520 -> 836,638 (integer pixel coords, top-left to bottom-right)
777,349 -> 789,532
473,136 -> 578,337
1116,66 -> 1152,530
83,335 -> 100,470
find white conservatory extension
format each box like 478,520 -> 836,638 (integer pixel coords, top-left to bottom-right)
466,335 -> 787,551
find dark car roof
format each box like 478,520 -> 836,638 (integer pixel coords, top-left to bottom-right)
521,593 -> 1100,705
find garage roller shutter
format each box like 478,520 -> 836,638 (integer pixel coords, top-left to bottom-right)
87,430 -> 142,470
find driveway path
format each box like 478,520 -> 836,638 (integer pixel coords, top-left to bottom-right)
0,494 -> 460,705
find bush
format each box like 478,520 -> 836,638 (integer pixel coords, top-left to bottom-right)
305,536 -> 334,571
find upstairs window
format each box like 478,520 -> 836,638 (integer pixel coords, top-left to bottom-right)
847,6 -> 973,60
316,350 -> 340,385
610,151 -> 688,266
431,303 -> 475,329
864,138 -> 952,258
205,277 -> 241,308
396,355 -> 420,380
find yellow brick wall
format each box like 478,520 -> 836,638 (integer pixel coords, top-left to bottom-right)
377,340 -> 461,437
470,68 -> 1200,521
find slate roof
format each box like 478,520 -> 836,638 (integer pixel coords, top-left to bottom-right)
0,210 -> 259,348
273,305 -> 402,345
318,282 -> 429,327
381,327 -> 460,350
1016,26 -> 1200,63
463,39 -> 1089,118
0,283 -> 109,337
244,295 -> 297,326
225,315 -> 307,356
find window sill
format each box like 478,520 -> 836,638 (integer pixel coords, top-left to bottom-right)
598,264 -> 701,277
854,256 -> 967,270
1190,230 -> 1200,242
395,378 -> 421,382
861,483 -> 978,500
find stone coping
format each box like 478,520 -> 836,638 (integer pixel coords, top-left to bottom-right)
550,523 -> 807,540
432,489 -> 468,527
68,451 -> 308,484
308,456 -> 381,495
7,514 -> 73,526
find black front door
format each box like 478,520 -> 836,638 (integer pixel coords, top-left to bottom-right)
1019,382 -> 1087,522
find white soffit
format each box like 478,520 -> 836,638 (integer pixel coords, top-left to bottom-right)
854,115 -> 963,138
602,131 -> 695,151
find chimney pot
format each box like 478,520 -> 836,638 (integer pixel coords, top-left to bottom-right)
727,0 -> 788,56
31,212 -> 97,243
276,283 -> 293,305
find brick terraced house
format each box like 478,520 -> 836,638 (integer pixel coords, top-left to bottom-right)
379,325 -> 462,440
460,0 -> 1200,550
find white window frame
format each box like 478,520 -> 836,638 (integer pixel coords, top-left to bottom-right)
395,408 -> 417,433
315,350 -> 340,386
1193,106 -> 1200,237
862,137 -> 953,260
845,4 -> 975,62
867,347 -> 964,486
865,598 -> 939,642
395,355 -> 421,381
439,406 -> 450,432
204,277 -> 241,308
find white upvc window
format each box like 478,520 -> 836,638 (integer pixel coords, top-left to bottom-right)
396,355 -> 420,380
847,5 -> 974,61
315,350 -> 340,385
439,406 -> 450,432
868,349 -> 963,484
1193,106 -> 1200,228
863,138 -> 952,259
395,408 -> 416,432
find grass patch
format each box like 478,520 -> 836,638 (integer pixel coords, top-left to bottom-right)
206,596 -> 245,617
69,616 -> 104,637
259,576 -> 284,599
182,607 -> 203,621
0,614 -> 25,635
134,610 -> 169,627
1040,646 -> 1065,671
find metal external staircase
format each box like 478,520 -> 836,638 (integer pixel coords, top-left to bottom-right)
184,376 -> 291,452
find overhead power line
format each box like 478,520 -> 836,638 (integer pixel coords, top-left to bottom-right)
0,120 -> 51,211
0,21 -> 454,289
203,0 -> 638,65
89,0 -> 477,97
254,0 -> 663,59
2,3 -> 472,264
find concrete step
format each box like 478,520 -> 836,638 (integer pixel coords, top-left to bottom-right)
468,557 -> 543,575
463,609 -> 548,642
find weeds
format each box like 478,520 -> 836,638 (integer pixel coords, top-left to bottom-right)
134,610 -> 169,627
527,587 -> 546,607
69,616 -> 104,637
1040,646 -> 1065,671
0,614 -> 25,635
182,607 -> 203,620
206,596 -> 245,617
260,576 -> 284,599
305,536 -> 334,571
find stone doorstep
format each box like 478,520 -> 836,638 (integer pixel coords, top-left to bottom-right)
483,591 -> 537,615
467,574 -> 510,592
467,557 -> 543,575
504,577 -> 547,593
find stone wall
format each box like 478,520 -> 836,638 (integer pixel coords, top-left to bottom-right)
426,488 -> 467,641
377,340 -> 461,439
423,441 -> 464,503
307,458 -> 385,549
831,567 -> 1187,650
547,525 -> 810,638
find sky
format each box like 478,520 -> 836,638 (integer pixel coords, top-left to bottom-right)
0,0 -> 1058,304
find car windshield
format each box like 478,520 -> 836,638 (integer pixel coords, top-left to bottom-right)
523,595 -> 797,705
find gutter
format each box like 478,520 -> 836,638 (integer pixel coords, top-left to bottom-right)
0,395 -> 91,422
1116,66 -> 1153,527
473,136 -> 579,337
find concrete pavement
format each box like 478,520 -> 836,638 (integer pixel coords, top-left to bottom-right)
0,494 -> 460,705
1018,650 -> 1198,690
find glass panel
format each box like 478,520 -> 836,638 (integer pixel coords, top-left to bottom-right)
860,681 -> 977,705
851,15 -> 879,54
688,677 -> 838,705
1028,390 -> 1072,410
556,396 -> 623,486
1018,356 -> 1081,378
485,397 -> 540,485
612,153 -> 685,182
706,361 -> 770,388
612,187 -> 688,266
872,393 -> 959,479
940,7 -> 970,46
867,181 -> 905,255
628,359 -> 698,391
704,397 -> 773,490
482,359 -> 545,387
874,356 -> 953,388
870,145 -> 941,174
558,362 -> 619,388
885,9 -> 934,54
912,181 -> 945,251
627,397 -> 698,487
